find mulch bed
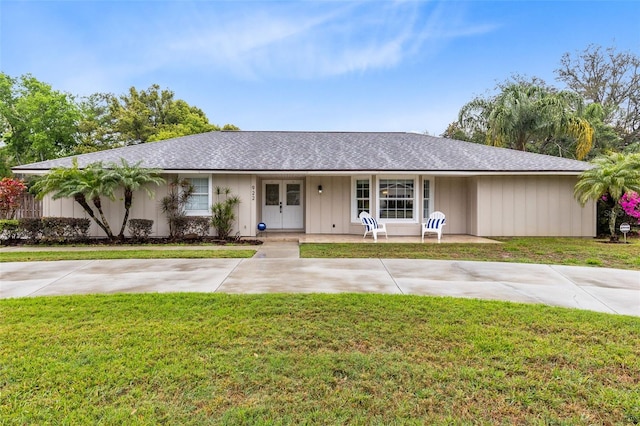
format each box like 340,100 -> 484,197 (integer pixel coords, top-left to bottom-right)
1,236 -> 263,247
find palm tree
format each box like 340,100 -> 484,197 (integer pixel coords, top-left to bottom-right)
106,159 -> 164,239
459,83 -> 594,159
574,152 -> 640,240
32,159 -> 117,239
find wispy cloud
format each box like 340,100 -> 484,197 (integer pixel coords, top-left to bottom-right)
154,1 -> 498,80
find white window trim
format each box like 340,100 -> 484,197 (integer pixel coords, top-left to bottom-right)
351,175 -> 372,223
179,174 -> 212,216
422,176 -> 435,222
377,175 -> 418,223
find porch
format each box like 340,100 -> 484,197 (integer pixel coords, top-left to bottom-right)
256,232 -> 500,244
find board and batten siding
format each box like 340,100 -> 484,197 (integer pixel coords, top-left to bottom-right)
41,182 -> 171,238
473,175 -> 595,237
306,176 -> 352,234
434,177 -> 469,235
40,174 -> 258,238
211,174 -> 257,237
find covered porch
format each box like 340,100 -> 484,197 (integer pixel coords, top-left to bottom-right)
256,232 -> 500,244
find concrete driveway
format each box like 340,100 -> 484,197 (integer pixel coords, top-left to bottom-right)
2,255 -> 638,316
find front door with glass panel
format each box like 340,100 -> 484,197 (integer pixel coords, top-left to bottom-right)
262,180 -> 303,229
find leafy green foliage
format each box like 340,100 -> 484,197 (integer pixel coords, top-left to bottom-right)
575,153 -> 640,239
32,159 -> 118,239
105,159 -> 164,239
458,81 -> 595,159
1,294 -> 638,423
0,73 -> 81,166
0,219 -> 19,241
109,84 -> 221,144
211,187 -> 241,239
127,218 -> 154,241
0,74 -> 238,172
0,249 -> 255,262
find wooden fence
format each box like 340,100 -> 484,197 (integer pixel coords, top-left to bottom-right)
15,193 -> 42,219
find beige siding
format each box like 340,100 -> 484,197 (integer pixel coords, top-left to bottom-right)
42,178 -> 172,238
212,175 -> 257,237
434,177 -> 469,234
475,175 -> 595,237
466,177 -> 478,235
306,176 -> 351,234
40,172 -> 596,239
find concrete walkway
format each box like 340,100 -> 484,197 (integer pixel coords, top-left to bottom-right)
2,242 -> 638,316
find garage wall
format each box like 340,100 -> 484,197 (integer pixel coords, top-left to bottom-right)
475,175 -> 596,237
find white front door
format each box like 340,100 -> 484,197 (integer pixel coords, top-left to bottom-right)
262,180 -> 303,230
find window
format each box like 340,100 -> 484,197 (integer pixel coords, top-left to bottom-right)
353,178 -> 371,220
379,178 -> 415,220
423,178 -> 431,220
184,177 -> 210,213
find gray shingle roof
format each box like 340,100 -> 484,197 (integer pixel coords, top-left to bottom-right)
13,131 -> 590,173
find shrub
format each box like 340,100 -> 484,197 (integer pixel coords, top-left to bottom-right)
41,217 -> 91,242
128,219 -> 154,240
0,219 -> 20,242
185,216 -> 210,237
0,178 -> 27,219
18,218 -> 43,242
211,187 -> 240,239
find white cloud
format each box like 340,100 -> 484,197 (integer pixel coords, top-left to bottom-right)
154,1 -> 497,80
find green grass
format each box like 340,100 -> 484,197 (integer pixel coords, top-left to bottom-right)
2,293 -> 638,424
301,237 -> 640,270
0,249 -> 255,262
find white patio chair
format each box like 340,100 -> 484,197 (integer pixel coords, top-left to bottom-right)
359,211 -> 387,242
421,211 -> 446,242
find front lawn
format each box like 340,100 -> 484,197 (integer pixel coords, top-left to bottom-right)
301,237 -> 640,269
2,293 -> 639,424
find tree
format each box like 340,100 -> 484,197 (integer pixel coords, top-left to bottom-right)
556,45 -> 640,148
0,73 -> 81,165
33,159 -> 118,239
109,85 -> 222,145
458,82 -> 595,159
75,93 -> 121,154
105,159 -> 164,239
574,152 -> 640,240
211,187 -> 241,239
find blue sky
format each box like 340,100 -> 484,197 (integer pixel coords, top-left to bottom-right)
1,1 -> 638,135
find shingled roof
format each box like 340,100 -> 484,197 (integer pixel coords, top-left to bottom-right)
13,131 -> 590,173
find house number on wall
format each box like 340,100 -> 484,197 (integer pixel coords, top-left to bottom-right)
251,185 -> 256,201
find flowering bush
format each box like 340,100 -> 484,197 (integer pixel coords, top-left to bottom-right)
0,178 -> 27,219
619,191 -> 640,223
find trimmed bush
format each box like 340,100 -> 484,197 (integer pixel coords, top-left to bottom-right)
128,219 -> 154,240
169,216 -> 211,239
40,217 -> 91,242
185,216 -> 211,237
18,218 -> 43,242
0,219 -> 20,242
